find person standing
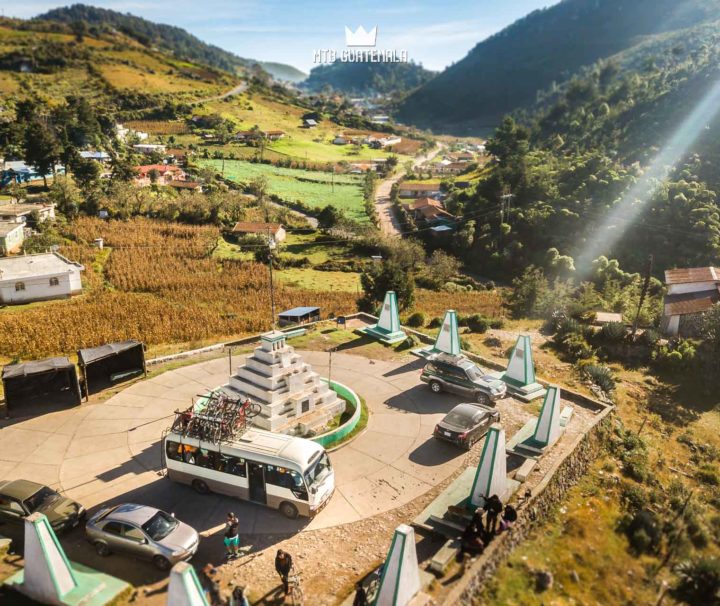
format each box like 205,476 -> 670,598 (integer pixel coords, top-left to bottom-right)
352,581 -> 368,606
224,512 -> 240,559
275,549 -> 293,594
484,494 -> 503,535
230,585 -> 250,606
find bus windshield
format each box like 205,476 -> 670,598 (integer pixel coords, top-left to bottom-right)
304,452 -> 331,487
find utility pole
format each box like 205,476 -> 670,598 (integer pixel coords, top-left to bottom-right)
632,254 -> 653,339
328,346 -> 335,385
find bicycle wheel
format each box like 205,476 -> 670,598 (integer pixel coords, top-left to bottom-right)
245,402 -> 262,418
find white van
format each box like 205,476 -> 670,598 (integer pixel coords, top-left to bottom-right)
163,429 -> 334,519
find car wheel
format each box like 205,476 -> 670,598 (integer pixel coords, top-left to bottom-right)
466,435 -> 477,450
95,541 -> 110,557
192,479 -> 210,495
476,392 -> 490,405
279,502 -> 299,519
153,555 -> 172,571
430,381 -> 443,394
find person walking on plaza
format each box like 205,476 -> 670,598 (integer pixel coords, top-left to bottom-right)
484,494 -> 503,535
275,549 -> 293,594
224,512 -> 240,559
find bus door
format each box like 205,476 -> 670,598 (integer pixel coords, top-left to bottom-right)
248,462 -> 266,504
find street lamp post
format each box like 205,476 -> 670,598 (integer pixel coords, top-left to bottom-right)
267,227 -> 276,331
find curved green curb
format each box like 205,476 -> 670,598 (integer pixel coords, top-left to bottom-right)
312,379 -> 363,449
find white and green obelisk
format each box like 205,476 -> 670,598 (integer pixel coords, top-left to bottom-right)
361,291 -> 407,344
496,335 -> 546,401
412,309 -> 462,358
375,524 -> 421,606
167,562 -> 209,606
470,424 -> 507,507
2,512 -> 129,605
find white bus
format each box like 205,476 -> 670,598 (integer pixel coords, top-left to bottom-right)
163,429 -> 334,519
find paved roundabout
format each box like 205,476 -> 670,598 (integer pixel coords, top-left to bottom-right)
0,351 -> 470,538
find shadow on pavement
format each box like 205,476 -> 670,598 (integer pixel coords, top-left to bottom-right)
385,384 -> 462,415
408,437 -> 460,466
382,357 -> 425,378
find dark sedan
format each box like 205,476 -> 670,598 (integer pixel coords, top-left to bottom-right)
0,479 -> 85,536
433,404 -> 501,449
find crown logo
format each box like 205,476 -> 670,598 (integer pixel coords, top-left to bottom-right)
345,25 -> 378,47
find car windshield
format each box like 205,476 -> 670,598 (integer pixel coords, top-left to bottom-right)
304,452 -> 331,487
23,487 -> 59,513
444,411 -> 475,429
465,364 -> 485,381
141,511 -> 178,541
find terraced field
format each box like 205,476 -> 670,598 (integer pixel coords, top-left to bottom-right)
199,159 -> 368,222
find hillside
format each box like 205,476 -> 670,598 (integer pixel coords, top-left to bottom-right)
397,0 -> 720,135
303,59 -> 435,96
0,17 -> 238,109
262,62 -> 307,83
35,4 -> 301,81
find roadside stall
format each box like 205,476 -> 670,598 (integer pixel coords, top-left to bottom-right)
77,340 -> 146,397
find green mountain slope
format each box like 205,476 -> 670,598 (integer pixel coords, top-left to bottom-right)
397,0 -> 720,135
35,4 -> 301,80
261,62 -> 307,83
447,20 -> 720,281
303,59 -> 435,96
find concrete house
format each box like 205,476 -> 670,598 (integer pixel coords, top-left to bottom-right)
398,182 -> 442,198
231,222 -> 286,244
0,252 -> 84,304
0,222 -> 24,255
0,201 -> 56,224
661,267 -> 720,336
133,165 -> 187,187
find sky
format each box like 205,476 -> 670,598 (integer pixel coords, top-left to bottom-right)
3,0 -> 557,73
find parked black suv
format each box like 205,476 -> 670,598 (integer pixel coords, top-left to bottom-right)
420,354 -> 507,404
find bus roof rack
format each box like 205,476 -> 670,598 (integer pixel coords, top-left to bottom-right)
171,391 -> 261,443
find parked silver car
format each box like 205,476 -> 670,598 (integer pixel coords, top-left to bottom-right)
85,503 -> 199,570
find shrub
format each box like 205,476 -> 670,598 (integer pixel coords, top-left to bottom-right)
672,558 -> 720,605
428,316 -> 443,329
697,464 -> 720,486
582,363 -> 616,395
396,334 -> 419,351
489,318 -> 505,329
652,339 -> 696,371
639,328 -> 660,348
625,510 -> 661,554
405,312 -> 426,328
466,314 -> 489,333
600,321 -> 627,343
620,481 -> 649,511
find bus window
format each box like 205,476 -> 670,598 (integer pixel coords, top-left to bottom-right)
166,441 -> 183,462
266,466 -> 308,497
219,454 -> 246,478
196,449 -> 216,470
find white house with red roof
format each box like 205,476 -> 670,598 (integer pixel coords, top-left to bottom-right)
661,266 -> 720,336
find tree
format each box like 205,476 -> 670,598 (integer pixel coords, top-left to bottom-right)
359,261 -> 415,312
425,250 -> 461,287
317,205 -> 343,229
48,176 -> 82,218
23,120 -> 62,189
701,303 -> 720,352
507,266 -> 551,319
70,20 -> 88,43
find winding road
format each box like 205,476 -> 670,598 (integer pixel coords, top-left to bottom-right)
375,143 -> 445,236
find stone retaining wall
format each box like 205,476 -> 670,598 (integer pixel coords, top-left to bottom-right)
444,405 -> 614,604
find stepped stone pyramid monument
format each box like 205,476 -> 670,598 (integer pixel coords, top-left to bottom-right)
361,291 -> 407,344
375,524 -> 422,606
494,335 -> 546,401
413,309 -> 461,358
470,424 -> 508,507
228,330 -> 344,433
2,513 -> 129,605
167,562 -> 209,606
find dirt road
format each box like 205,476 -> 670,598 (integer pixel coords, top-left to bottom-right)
374,143 -> 445,237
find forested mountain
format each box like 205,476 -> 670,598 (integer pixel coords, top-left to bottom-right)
35,4 -> 299,80
397,0 -> 720,134
303,60 -> 435,96
443,19 -> 720,281
261,62 -> 307,83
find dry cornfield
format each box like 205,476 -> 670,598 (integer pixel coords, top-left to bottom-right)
0,217 -> 502,360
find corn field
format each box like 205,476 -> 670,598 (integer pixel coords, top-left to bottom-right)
0,218 -> 502,360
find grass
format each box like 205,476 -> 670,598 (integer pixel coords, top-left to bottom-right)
276,268 -> 361,292
199,159 -> 368,222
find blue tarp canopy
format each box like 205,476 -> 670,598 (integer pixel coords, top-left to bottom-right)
279,306 -> 320,318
